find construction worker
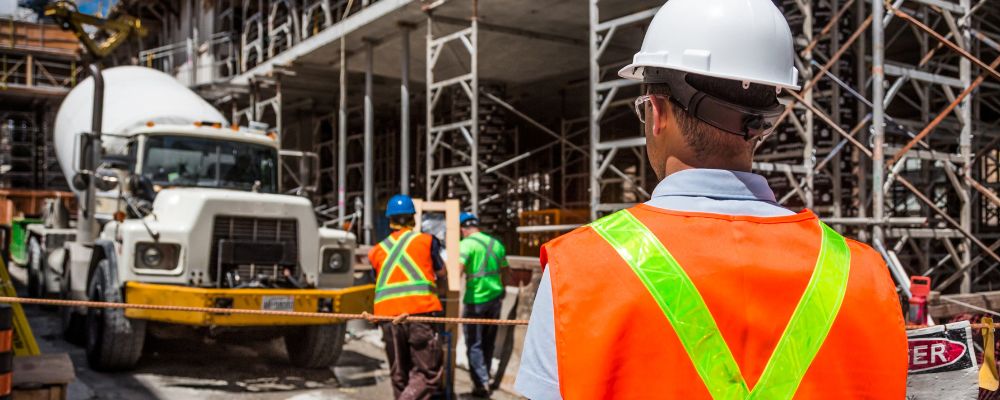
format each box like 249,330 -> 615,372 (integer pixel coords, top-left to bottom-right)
515,0 -> 907,398
368,194 -> 449,400
458,212 -> 508,397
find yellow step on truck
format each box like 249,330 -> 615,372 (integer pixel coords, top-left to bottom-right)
21,66 -> 373,371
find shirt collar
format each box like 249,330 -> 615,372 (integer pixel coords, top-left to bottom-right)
651,168 -> 778,203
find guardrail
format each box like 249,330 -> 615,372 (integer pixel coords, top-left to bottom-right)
138,31 -> 236,84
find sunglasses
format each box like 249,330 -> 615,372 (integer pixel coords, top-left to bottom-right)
633,94 -> 670,125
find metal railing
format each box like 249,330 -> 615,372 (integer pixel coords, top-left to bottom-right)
138,31 -> 237,85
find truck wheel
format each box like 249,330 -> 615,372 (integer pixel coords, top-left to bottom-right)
284,323 -> 346,368
26,237 -> 45,298
60,255 -> 85,345
85,259 -> 145,371
60,303 -> 85,345
59,269 -> 87,346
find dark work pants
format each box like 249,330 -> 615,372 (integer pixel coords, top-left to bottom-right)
462,297 -> 502,392
381,319 -> 444,400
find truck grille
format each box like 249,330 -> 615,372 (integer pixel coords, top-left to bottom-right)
209,216 -> 298,286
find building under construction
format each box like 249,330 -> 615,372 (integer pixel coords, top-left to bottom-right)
3,0 -> 1000,299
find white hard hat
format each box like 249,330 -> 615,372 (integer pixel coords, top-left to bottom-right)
619,0 -> 800,90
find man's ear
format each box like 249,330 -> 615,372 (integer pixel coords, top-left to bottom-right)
651,97 -> 672,137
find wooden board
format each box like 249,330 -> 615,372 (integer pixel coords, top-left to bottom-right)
13,354 -> 75,387
13,386 -> 67,400
0,190 -> 76,225
928,290 -> 1000,320
0,20 -> 78,54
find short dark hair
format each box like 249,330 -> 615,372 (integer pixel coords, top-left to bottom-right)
647,74 -> 777,159
390,214 -> 415,227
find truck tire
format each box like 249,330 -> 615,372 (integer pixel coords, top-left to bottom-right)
85,259 -> 145,371
26,237 -> 45,298
284,323 -> 346,368
59,253 -> 85,345
60,301 -> 85,345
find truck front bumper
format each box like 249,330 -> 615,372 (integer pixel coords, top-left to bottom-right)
124,282 -> 374,327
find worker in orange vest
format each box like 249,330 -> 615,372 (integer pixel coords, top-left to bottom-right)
514,0 -> 908,398
368,194 -> 449,400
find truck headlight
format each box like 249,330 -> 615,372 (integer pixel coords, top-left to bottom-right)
136,242 -> 180,270
322,249 -> 351,274
143,247 -> 162,266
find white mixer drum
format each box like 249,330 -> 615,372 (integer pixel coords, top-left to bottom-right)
54,66 -> 227,194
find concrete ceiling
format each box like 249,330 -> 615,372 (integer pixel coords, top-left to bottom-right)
244,0 -> 665,87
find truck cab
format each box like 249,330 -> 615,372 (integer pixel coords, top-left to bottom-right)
28,121 -> 371,371
93,123 -> 354,292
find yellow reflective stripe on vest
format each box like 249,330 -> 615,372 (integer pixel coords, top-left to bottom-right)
590,210 -> 851,399
375,232 -> 435,303
749,221 -> 850,399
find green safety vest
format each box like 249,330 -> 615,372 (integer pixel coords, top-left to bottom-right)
460,232 -> 506,304
590,210 -> 851,399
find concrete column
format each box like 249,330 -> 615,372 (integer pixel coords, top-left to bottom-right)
363,40 -> 375,244
588,0 -> 599,221
470,9 -> 480,214
337,38 -> 347,224
400,24 -> 412,195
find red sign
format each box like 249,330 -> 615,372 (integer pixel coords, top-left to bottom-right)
908,338 -> 968,373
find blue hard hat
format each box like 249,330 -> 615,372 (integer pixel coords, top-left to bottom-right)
460,212 -> 479,225
385,194 -> 416,217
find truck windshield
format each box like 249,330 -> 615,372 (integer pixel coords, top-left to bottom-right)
142,136 -> 278,193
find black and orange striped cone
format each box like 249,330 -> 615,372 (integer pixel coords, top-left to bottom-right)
0,305 -> 12,400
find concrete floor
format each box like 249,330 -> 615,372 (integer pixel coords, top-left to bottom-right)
13,265 -> 522,400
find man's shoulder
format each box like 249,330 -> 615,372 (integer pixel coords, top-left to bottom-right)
842,237 -> 888,269
408,231 -> 436,248
539,224 -> 600,269
546,224 -> 595,248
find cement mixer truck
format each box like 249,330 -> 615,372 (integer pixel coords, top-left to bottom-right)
18,66 -> 372,371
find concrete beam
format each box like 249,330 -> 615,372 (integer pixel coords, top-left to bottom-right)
230,0 -> 412,85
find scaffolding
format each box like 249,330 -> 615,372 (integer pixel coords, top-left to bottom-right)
424,1 -> 480,215
0,17 -> 79,192
93,0 -> 1000,294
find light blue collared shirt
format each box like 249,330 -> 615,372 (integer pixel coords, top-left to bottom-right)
514,169 -> 794,400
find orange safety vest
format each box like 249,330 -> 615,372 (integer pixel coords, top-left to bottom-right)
541,206 -> 907,399
367,229 -> 442,316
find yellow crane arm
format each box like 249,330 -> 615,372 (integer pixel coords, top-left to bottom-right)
43,1 -> 146,59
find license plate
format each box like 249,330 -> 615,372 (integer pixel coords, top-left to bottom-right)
261,296 -> 295,311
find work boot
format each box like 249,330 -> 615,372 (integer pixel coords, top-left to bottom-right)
470,386 -> 491,398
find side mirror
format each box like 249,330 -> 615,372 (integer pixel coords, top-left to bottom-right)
102,154 -> 135,170
71,169 -> 119,192
71,173 -> 89,191
129,174 -> 157,202
94,168 -> 120,191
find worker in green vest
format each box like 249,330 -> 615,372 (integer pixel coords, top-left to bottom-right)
458,212 -> 507,398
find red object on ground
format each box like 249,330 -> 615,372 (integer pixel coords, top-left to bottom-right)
909,276 -> 931,326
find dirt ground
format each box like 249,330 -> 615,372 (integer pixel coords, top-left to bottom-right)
12,265 -> 522,400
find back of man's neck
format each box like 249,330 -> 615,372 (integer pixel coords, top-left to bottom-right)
663,158 -> 752,177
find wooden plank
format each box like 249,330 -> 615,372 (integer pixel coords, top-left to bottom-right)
928,290 -> 1000,319
12,385 -> 67,400
24,55 -> 32,87
12,353 -> 75,387
0,20 -> 78,52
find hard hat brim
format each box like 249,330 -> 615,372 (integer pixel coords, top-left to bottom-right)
618,64 -> 802,92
